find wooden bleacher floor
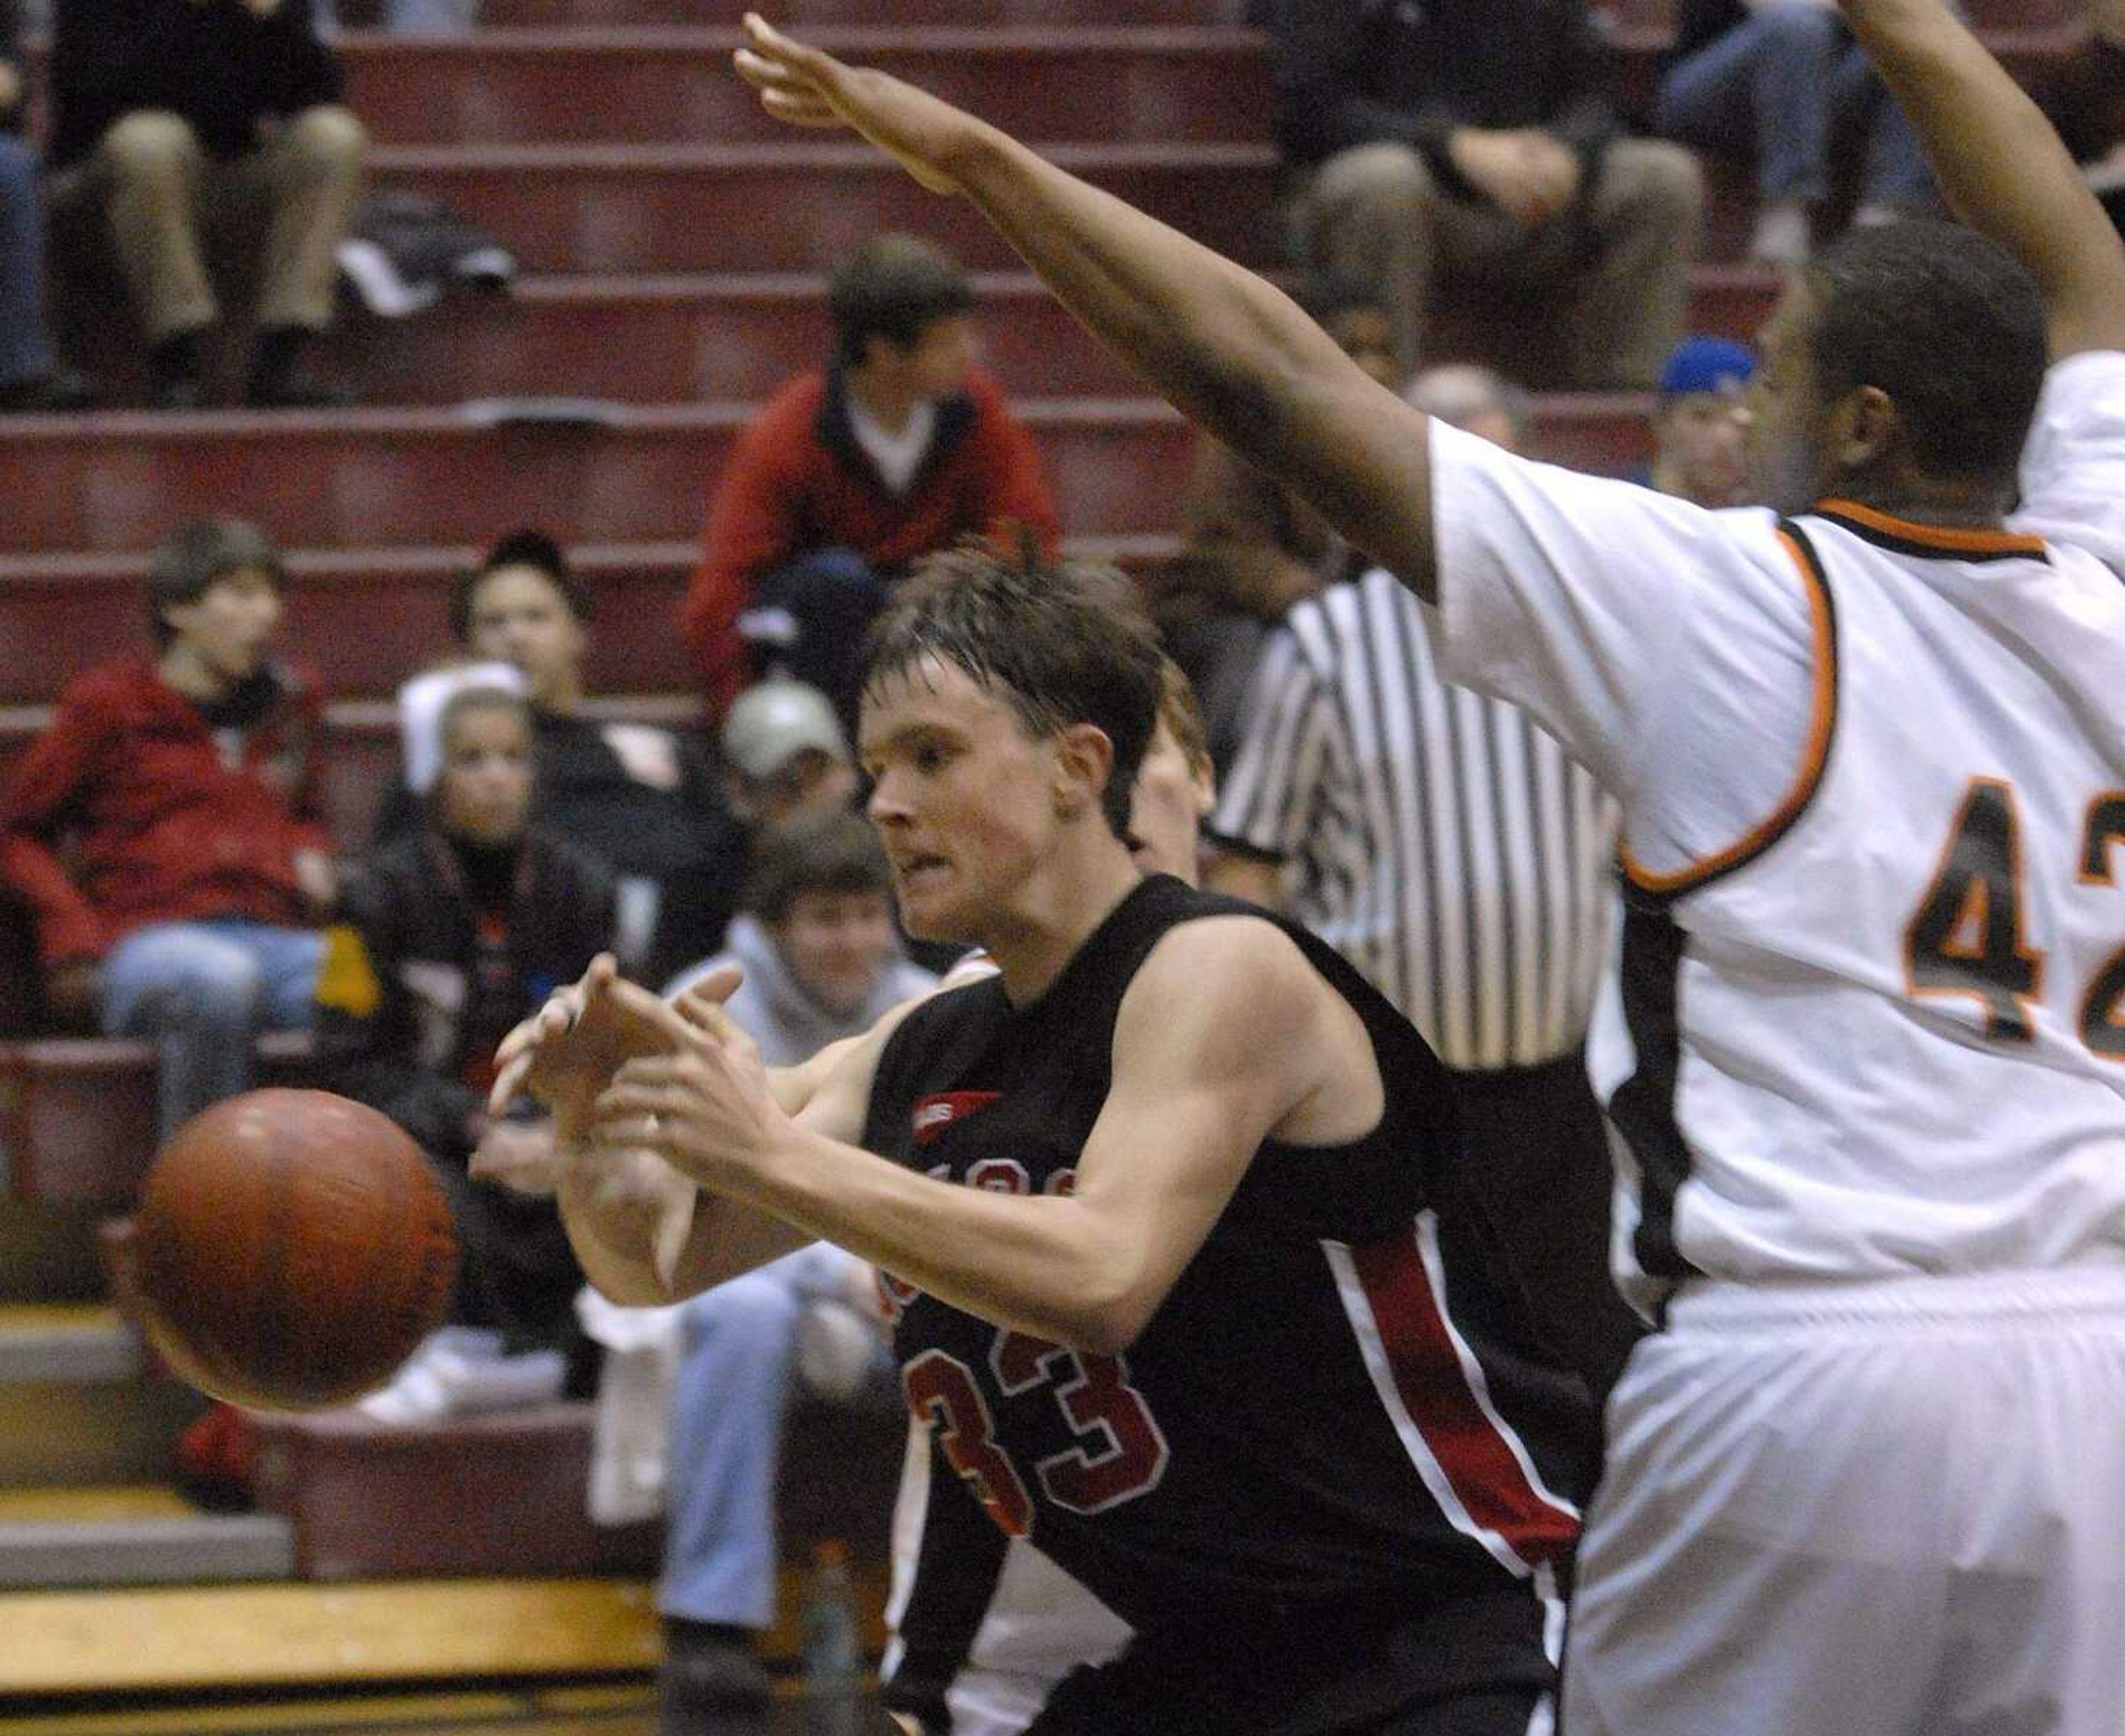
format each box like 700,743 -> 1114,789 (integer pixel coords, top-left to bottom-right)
0,1681 -> 893,1736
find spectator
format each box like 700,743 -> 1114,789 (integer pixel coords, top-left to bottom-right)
2055,0 -> 2125,229
0,0 -> 90,412
1206,365 -> 1641,1395
319,683 -> 615,1377
679,234 -> 1061,727
1643,334 -> 1758,507
1265,0 -> 1702,387
651,810 -> 936,1731
376,531 -> 750,992
0,519 -> 333,1142
717,677 -> 860,840
43,0 -> 367,409
1655,0 -> 1938,268
1145,277 -> 1399,778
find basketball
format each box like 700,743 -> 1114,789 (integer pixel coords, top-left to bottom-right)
132,1089 -> 459,1412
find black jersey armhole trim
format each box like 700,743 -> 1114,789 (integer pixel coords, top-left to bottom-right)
1620,517 -> 1843,909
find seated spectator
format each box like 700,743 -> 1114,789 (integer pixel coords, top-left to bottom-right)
1144,278 -> 1399,777
1640,334 -> 1757,507
0,0 -> 90,412
1655,0 -> 1938,268
44,0 -> 367,408
2054,0 -> 2125,230
717,678 -> 861,840
319,684 -> 615,1377
679,234 -> 1061,728
376,531 -> 749,992
651,810 -> 936,1730
0,519 -> 333,1141
1264,0 -> 1702,387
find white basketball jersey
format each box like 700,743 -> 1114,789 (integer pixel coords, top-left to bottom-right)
1589,504 -> 2125,1308
1424,354 -> 2125,1315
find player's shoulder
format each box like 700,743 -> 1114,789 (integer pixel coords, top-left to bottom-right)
1124,908 -> 1329,1032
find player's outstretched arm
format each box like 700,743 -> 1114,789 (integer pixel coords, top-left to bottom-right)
733,13 -> 1441,599
1838,0 -> 2125,358
590,924 -> 1342,1353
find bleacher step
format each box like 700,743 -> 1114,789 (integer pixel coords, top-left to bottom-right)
0,1488 -> 295,1590
0,1305 -> 141,1386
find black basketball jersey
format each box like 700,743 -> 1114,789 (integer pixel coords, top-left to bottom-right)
862,875 -> 1595,1664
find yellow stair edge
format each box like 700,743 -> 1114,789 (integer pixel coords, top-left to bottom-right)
0,1485 -> 196,1525
0,1578 -> 662,1697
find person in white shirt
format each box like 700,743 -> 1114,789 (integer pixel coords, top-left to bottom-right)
723,4 -> 2125,1728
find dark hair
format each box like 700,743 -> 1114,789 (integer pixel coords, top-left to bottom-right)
861,542 -> 1165,839
743,808 -> 894,925
1803,221 -> 2049,485
448,529 -> 593,644
829,234 -> 975,369
146,519 -> 282,647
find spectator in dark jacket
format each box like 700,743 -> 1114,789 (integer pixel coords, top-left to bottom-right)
0,519 -> 333,1140
43,0 -> 367,408
0,0 -> 90,411
1654,0 -> 1937,268
678,233 -> 1061,729
1264,0 -> 1702,387
376,530 -> 750,991
318,683 -> 615,1366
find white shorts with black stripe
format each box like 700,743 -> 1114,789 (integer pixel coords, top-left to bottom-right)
1563,1264 -> 2125,1736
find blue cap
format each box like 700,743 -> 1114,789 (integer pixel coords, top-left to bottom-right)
1658,336 -> 1756,401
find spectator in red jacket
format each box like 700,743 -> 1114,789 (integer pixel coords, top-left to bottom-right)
0,519 -> 334,1140
678,234 -> 1061,730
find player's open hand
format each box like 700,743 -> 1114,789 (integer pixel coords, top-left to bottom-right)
734,12 -> 975,195
590,984 -> 786,1198
490,954 -> 689,1131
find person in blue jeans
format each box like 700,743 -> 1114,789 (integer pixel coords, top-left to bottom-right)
1655,0 -> 1938,267
0,520 -> 334,1143
0,0 -> 89,411
652,810 -> 935,1732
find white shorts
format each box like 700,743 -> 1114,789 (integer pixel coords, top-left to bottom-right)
1563,1266 -> 2125,1736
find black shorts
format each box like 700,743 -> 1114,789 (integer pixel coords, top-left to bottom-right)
1021,1584 -> 1554,1736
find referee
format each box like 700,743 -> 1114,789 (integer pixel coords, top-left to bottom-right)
1206,365 -> 1641,1395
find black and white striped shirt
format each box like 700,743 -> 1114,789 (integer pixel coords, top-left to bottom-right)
1209,567 -> 1618,1071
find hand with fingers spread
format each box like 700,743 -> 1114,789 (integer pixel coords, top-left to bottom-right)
733,11 -> 981,194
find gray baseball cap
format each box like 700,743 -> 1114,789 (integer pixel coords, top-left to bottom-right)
721,680 -> 852,781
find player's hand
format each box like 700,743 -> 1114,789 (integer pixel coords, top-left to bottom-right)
734,12 -> 977,195
469,1117 -> 561,1196
1447,128 -> 1551,228
0,63 -> 23,119
589,982 -> 787,1196
490,955 -> 692,1129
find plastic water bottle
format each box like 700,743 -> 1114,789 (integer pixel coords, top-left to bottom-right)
801,1537 -> 864,1736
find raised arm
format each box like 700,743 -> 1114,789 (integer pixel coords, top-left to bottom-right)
1838,0 -> 2125,358
733,14 -> 1441,599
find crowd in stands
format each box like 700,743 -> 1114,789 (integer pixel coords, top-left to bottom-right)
2,2 -> 2123,1728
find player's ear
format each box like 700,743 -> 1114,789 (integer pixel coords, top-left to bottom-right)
1050,723 -> 1114,820
1831,384 -> 1899,470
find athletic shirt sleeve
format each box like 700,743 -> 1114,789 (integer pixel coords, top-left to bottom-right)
1423,418 -> 1825,884
2012,350 -> 2125,573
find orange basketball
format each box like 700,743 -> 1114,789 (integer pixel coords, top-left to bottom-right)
132,1089 -> 459,1412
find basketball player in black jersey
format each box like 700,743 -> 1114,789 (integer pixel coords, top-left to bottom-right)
524,552 -> 1593,1734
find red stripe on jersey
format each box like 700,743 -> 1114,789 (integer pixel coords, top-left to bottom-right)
1349,1222 -> 1579,1571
